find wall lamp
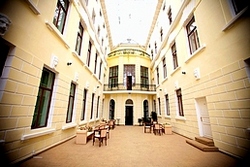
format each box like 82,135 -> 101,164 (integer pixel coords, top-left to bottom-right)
67,62 -> 72,66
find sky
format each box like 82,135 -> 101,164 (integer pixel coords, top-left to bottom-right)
105,0 -> 158,47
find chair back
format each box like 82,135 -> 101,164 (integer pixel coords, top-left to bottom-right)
155,123 -> 160,130
100,129 -> 107,137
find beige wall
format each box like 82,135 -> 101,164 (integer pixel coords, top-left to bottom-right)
150,0 -> 250,158
0,0 -> 107,163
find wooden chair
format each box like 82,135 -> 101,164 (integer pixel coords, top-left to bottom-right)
93,128 -> 107,147
144,122 -> 151,133
153,123 -> 162,135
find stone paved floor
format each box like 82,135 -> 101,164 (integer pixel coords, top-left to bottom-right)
12,126 -> 248,167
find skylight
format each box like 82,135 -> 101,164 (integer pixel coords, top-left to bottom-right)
105,0 -> 158,47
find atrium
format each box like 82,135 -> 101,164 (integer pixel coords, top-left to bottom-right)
0,0 -> 249,165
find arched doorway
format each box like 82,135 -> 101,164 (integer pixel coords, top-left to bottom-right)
143,100 -> 149,121
125,99 -> 133,125
109,99 -> 115,120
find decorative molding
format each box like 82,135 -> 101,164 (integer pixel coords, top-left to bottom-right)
21,128 -> 56,141
0,13 -> 11,36
25,0 -> 40,15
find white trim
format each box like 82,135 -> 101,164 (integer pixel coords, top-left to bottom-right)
175,116 -> 186,121
45,21 -> 70,48
21,128 -> 56,141
62,123 -> 77,130
222,7 -> 248,31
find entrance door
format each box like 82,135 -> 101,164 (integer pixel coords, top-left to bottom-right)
125,106 -> 133,125
196,97 -> 212,138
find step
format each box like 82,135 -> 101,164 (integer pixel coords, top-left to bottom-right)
186,139 -> 219,152
195,137 -> 214,146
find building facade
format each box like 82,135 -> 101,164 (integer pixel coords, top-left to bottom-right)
0,0 -> 249,164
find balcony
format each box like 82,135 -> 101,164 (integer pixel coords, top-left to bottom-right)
103,83 -> 156,94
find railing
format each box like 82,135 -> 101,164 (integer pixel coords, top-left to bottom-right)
103,83 -> 156,92
108,49 -> 150,57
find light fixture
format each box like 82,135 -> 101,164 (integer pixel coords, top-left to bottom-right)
182,71 -> 186,74
97,86 -> 99,88
67,61 -> 72,66
159,88 -> 162,91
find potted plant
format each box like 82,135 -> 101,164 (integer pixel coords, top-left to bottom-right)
162,122 -> 173,135
76,125 -> 92,144
151,111 -> 157,122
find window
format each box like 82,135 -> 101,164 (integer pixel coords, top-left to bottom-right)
96,96 -> 100,118
92,10 -> 96,24
229,0 -> 248,15
153,100 -> 156,112
168,7 -> 172,25
162,57 -> 167,78
66,83 -> 76,123
90,93 -> 95,119
94,53 -> 98,74
0,38 -> 10,77
124,65 -> 135,90
151,49 -> 154,59
155,42 -> 157,54
99,61 -> 102,80
171,42 -> 178,70
75,22 -> 84,55
160,28 -> 163,42
140,66 -> 148,88
165,94 -> 170,116
53,0 -> 69,34
81,89 -> 87,121
158,98 -> 161,115
32,68 -> 55,129
156,66 -> 159,85
176,89 -> 184,116
186,16 -> 200,54
97,26 -> 100,37
86,41 -> 92,66
109,66 -> 118,87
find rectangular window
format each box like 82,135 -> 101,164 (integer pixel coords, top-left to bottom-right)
96,96 -> 100,118
176,89 -> 184,116
140,66 -> 149,88
53,0 -> 69,34
156,66 -> 159,85
75,22 -> 84,55
162,57 -> 167,78
230,0 -> 248,15
171,43 -> 178,70
86,41 -> 92,66
66,83 -> 76,123
81,89 -> 87,121
92,10 -> 96,24
109,66 -> 118,87
165,94 -> 170,116
160,28 -> 163,42
94,53 -> 98,74
186,16 -> 200,54
158,97 -> 161,115
99,61 -> 102,80
32,68 -> 55,129
90,93 -> 95,119
153,100 -> 156,112
168,7 -> 172,25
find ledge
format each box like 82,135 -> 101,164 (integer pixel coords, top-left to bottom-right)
185,44 -> 206,63
45,21 -> 70,49
62,123 -> 77,130
72,51 -> 85,66
175,116 -> 186,121
25,0 -> 40,15
21,128 -> 56,141
222,7 -> 248,31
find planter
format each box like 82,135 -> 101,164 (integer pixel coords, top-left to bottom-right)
76,130 -> 87,144
164,125 -> 173,135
